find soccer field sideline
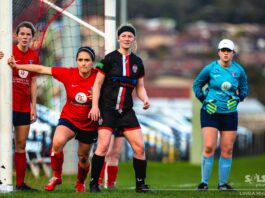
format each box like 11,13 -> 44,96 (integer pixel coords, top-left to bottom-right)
1,154 -> 264,198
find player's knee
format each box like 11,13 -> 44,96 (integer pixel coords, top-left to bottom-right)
15,141 -> 26,152
78,155 -> 88,165
204,146 -> 214,155
111,150 -> 122,160
133,144 -> 145,158
221,147 -> 233,157
52,142 -> 64,153
96,143 -> 109,155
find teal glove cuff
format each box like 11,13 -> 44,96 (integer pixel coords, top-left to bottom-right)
206,100 -> 217,115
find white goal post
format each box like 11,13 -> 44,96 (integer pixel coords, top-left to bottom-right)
0,0 -> 13,193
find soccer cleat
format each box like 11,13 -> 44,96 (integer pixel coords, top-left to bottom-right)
76,181 -> 85,192
105,181 -> 116,189
16,183 -> 38,191
217,183 -> 236,191
135,184 -> 149,193
197,182 -> 208,191
44,177 -> 62,191
90,184 -> 101,193
104,184 -> 116,190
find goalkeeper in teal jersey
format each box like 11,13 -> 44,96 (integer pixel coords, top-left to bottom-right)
193,39 -> 248,191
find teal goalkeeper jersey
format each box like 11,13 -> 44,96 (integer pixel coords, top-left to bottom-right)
193,60 -> 248,113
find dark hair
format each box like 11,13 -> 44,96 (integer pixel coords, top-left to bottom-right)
76,46 -> 95,61
16,21 -> 36,37
117,24 -> 136,37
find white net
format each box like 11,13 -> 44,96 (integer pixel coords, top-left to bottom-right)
13,0 -> 105,188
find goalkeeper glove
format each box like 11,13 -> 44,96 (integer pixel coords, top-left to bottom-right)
227,96 -> 240,110
206,100 -> 217,115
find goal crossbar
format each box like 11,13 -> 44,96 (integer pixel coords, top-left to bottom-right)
41,0 -> 106,38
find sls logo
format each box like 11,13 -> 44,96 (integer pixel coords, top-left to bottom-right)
18,70 -> 29,78
244,174 -> 265,187
221,81 -> 231,91
75,92 -> 87,104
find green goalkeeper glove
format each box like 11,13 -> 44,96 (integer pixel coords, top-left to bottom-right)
206,100 -> 217,115
227,96 -> 240,110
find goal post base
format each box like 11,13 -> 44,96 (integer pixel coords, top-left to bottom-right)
0,184 -> 13,193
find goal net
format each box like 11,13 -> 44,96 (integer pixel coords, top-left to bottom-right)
13,0 -> 107,188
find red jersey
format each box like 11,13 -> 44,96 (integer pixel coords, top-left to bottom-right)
52,67 -> 98,131
12,45 -> 39,112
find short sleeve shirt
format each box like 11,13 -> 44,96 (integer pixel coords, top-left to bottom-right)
52,67 -> 98,131
96,50 -> 145,110
12,45 -> 39,112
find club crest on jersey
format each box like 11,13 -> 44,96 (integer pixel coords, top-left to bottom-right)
75,92 -> 87,104
29,60 -> 33,64
132,64 -> 138,73
18,70 -> 29,78
221,81 -> 232,91
231,72 -> 237,77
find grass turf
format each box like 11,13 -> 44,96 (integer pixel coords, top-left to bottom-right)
0,154 -> 264,198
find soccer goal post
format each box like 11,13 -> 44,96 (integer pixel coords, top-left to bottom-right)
0,0 -> 13,193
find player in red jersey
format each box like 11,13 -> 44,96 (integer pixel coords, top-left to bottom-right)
89,24 -> 150,193
8,46 -> 98,193
98,134 -> 124,189
1,21 -> 39,191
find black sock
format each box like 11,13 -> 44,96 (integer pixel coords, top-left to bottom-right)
133,157 -> 147,187
90,154 -> 105,186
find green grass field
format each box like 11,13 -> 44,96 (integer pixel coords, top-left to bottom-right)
1,154 -> 265,198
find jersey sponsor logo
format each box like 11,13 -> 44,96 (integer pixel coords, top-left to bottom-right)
112,76 -> 137,87
221,81 -> 232,91
18,70 -> 29,78
75,92 -> 87,104
29,59 -> 33,64
71,84 -> 79,87
132,64 -> 138,73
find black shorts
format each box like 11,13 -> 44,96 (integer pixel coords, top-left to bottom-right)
13,111 -> 30,126
200,109 -> 238,131
99,108 -> 141,132
58,118 -> 98,144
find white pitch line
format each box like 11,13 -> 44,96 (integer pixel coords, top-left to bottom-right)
120,186 -> 265,191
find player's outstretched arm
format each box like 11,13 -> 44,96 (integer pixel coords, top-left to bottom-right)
7,56 -> 52,75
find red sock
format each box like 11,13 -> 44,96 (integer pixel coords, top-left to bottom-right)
98,162 -> 106,185
106,165 -> 119,187
77,163 -> 89,183
51,151 -> 64,178
14,152 -> 26,186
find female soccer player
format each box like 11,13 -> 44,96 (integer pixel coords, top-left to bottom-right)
89,24 -> 150,193
1,21 -> 39,191
8,46 -> 98,193
193,39 -> 248,191
98,134 -> 124,189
